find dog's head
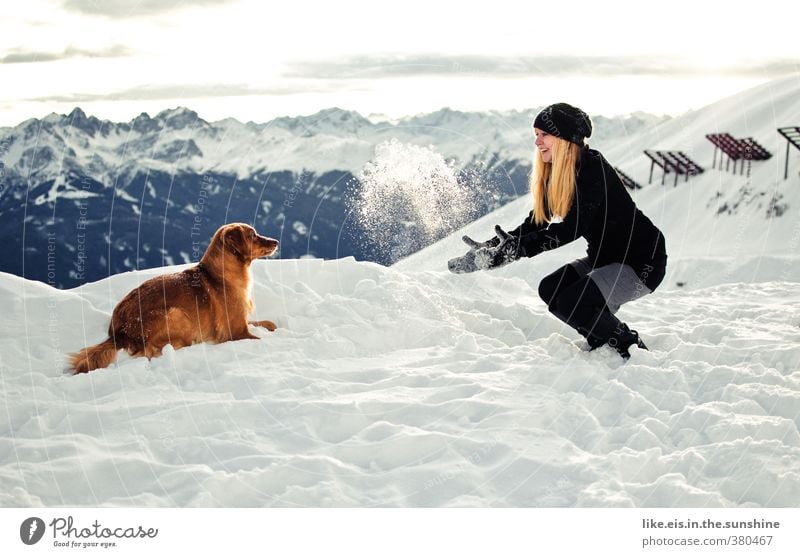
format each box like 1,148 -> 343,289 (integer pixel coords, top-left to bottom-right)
208,223 -> 279,264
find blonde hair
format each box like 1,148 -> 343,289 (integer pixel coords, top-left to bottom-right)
530,138 -> 583,226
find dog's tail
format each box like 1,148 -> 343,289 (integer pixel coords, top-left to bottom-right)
69,338 -> 119,374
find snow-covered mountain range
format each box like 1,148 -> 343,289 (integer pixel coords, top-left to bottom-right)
0,103 -> 665,288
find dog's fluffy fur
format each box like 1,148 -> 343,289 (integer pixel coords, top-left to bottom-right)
69,223 -> 279,374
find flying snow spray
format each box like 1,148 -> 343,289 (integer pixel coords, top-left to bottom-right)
351,139 -> 487,262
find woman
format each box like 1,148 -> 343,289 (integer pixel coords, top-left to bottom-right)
465,102 -> 667,359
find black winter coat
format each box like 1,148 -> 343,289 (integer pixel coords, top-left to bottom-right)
510,148 -> 667,291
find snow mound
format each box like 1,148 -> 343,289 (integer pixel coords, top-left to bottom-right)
1,258 -> 798,507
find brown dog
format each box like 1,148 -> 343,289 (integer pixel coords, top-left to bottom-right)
69,223 -> 279,374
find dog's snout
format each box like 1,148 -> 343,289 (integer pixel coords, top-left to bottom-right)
258,235 -> 279,256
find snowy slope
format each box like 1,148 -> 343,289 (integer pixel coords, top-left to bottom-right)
397,74 -> 800,290
2,76 -> 800,508
1,258 -> 799,507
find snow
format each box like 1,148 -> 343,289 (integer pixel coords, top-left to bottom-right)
292,221 -> 308,236
1,256 -> 798,507
353,139 -> 481,259
1,75 -> 799,507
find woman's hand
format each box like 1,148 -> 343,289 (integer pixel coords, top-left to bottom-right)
475,226 -> 522,270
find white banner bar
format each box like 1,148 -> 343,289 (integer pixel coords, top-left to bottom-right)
3,508 -> 799,556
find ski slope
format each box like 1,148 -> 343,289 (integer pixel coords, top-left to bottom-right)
1,75 -> 799,507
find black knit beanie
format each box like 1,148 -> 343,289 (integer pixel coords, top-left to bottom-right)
533,103 -> 592,145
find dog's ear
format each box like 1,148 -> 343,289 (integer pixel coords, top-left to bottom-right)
222,225 -> 246,260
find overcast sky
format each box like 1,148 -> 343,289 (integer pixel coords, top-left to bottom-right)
1,0 -> 798,126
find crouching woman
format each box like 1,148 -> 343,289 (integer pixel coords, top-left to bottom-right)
468,103 -> 667,359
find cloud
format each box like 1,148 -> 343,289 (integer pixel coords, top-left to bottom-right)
25,81 -> 342,103
1,44 -> 130,64
283,54 -> 800,79
62,0 -> 240,17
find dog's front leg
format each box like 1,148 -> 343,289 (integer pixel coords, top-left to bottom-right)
249,319 -> 277,331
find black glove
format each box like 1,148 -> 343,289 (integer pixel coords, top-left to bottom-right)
474,225 -> 522,270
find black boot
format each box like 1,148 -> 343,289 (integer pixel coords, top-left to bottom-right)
608,324 -> 647,359
582,331 -> 607,351
586,308 -> 648,360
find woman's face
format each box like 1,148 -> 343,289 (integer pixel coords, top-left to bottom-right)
534,128 -> 557,163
